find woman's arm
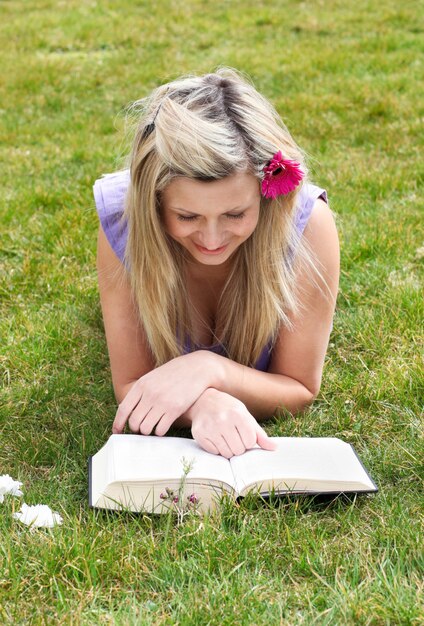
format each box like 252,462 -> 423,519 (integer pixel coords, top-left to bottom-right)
185,197 -> 340,420
97,225 -> 155,401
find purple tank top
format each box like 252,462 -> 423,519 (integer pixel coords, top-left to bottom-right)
93,170 -> 328,372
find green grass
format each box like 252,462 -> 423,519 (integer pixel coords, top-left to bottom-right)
1,0 -> 423,623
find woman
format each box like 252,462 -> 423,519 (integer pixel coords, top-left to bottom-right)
94,68 -> 339,459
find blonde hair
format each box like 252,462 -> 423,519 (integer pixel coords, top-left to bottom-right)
123,68 -> 316,367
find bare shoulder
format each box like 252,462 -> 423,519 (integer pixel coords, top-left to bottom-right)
305,196 -> 337,233
304,197 -> 337,238
301,198 -> 339,270
97,226 -> 129,290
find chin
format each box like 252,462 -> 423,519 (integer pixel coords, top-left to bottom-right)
193,253 -> 230,266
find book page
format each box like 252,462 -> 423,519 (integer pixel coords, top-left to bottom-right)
229,437 -> 376,495
107,434 -> 235,489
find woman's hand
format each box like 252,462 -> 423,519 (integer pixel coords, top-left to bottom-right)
112,351 -> 223,436
190,388 -> 277,459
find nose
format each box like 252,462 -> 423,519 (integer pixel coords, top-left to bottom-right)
198,220 -> 225,249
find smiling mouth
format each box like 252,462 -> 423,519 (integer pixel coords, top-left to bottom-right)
194,243 -> 228,255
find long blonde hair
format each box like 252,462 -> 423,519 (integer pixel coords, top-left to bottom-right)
124,68 -> 314,367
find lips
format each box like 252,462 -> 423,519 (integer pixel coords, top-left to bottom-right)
194,243 -> 228,255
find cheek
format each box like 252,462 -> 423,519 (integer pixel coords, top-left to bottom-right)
165,220 -> 196,241
163,214 -> 185,237
238,214 -> 259,237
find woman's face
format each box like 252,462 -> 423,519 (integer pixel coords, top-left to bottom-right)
161,172 -> 261,266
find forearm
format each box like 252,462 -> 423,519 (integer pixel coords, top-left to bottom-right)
114,351 -> 316,431
115,381 -> 137,405
214,355 -> 315,419
175,352 -> 315,428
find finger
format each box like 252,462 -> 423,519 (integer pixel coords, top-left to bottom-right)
127,402 -> 153,433
225,426 -> 247,456
255,425 -> 277,451
235,423 -> 257,451
129,404 -> 164,435
216,434 -> 237,459
139,411 -> 166,436
154,414 -> 176,437
195,437 -> 220,456
113,382 -> 143,433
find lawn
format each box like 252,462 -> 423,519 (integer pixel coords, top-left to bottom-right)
0,0 -> 423,624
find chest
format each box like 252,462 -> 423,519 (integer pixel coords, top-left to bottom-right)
186,274 -> 225,347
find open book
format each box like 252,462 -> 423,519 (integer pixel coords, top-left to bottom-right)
88,435 -> 377,513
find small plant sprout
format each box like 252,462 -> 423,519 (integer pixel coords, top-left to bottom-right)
158,457 -> 200,524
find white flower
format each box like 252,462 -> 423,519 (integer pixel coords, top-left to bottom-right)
13,503 -> 63,528
0,474 -> 23,503
388,264 -> 420,290
415,245 -> 424,260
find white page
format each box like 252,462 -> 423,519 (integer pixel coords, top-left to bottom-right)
108,434 -> 234,488
229,437 -> 374,494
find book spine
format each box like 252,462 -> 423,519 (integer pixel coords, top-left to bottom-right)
88,456 -> 93,508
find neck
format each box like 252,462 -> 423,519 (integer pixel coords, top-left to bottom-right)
185,255 -> 234,284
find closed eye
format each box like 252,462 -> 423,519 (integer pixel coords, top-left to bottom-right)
177,212 -> 245,221
226,212 -> 245,219
177,215 -> 197,221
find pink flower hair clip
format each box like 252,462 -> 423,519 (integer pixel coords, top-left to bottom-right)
261,150 -> 304,199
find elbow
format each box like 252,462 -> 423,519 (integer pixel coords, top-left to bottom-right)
304,387 -> 318,407
293,389 -> 316,414
307,375 -> 322,402
262,374 -> 322,419
288,378 -> 321,415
